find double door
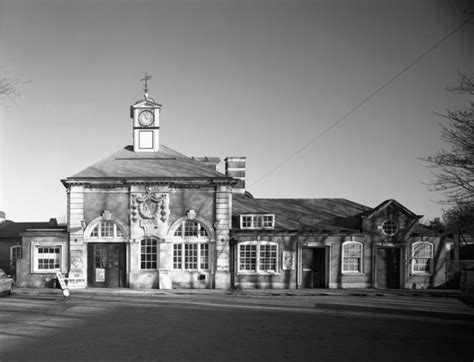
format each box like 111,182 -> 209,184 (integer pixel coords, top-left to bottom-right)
88,243 -> 126,287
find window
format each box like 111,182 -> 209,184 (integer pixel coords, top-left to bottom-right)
10,245 -> 22,262
342,241 -> 363,273
381,219 -> 398,236
239,244 -> 257,271
173,243 -> 209,270
173,244 -> 182,269
238,242 -> 278,273
89,221 -> 125,239
412,242 -> 433,273
172,219 -> 210,271
174,220 -> 208,238
240,214 -> 275,229
200,244 -> 209,269
141,238 -> 158,269
33,245 -> 62,272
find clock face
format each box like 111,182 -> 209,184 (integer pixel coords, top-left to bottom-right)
138,110 -> 154,127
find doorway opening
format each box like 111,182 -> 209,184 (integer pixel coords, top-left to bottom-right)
376,247 -> 401,289
302,247 -> 328,288
87,243 -> 126,287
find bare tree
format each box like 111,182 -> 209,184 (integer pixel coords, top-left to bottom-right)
443,203 -> 474,234
0,70 -> 23,106
422,71 -> 474,206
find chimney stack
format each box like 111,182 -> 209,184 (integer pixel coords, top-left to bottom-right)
192,157 -> 221,172
225,157 -> 246,193
0,211 -> 5,224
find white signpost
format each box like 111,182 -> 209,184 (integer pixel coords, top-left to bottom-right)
55,270 -> 70,297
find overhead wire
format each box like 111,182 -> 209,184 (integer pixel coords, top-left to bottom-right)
249,14 -> 474,189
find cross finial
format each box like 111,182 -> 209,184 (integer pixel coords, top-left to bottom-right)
140,72 -> 152,98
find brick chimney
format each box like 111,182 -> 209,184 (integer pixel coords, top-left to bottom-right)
225,157 -> 246,193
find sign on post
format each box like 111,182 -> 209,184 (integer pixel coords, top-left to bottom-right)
55,269 -> 70,297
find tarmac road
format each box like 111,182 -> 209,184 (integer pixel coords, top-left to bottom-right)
1,291 -> 473,361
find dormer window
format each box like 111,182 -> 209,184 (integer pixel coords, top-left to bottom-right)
240,214 -> 275,230
381,219 -> 398,236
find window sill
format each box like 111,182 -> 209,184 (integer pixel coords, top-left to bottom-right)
237,272 -> 280,276
411,272 -> 433,276
341,272 -> 365,276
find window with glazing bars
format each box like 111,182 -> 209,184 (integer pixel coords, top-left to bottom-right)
413,242 -> 432,273
239,244 -> 257,271
240,214 -> 274,229
141,238 -> 158,269
342,242 -> 362,273
259,244 -> 277,271
37,247 -> 61,270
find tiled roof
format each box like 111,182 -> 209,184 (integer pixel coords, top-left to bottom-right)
232,195 -> 371,232
68,145 -> 231,180
0,220 -> 65,239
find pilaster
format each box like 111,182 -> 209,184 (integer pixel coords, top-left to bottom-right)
68,185 -> 86,287
214,185 -> 232,288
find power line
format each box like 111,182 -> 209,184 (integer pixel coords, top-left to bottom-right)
249,14 -> 473,189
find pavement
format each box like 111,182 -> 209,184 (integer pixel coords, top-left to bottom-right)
13,286 -> 464,299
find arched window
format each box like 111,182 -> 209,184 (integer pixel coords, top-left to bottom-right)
172,220 -> 210,271
87,220 -> 125,240
412,242 -> 433,274
173,220 -> 208,238
342,241 -> 363,273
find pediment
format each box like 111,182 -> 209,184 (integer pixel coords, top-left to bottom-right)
132,98 -> 162,108
362,199 -> 422,238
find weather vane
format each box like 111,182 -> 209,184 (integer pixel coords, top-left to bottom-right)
140,72 -> 152,98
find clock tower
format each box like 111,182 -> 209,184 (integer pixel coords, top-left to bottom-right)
131,73 -> 162,152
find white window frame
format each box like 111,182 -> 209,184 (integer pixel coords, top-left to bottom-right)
237,241 -> 279,274
172,243 -> 209,271
172,219 -> 210,271
341,241 -> 363,274
31,242 -> 66,273
240,214 -> 275,230
89,220 -> 125,240
173,220 -> 209,239
381,219 -> 398,236
412,241 -> 433,275
140,238 -> 158,270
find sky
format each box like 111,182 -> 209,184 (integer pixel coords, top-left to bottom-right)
0,0 -> 473,223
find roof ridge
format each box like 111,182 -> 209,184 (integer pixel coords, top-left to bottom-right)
67,145 -> 229,180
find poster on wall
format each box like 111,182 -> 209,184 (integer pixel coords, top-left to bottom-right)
282,251 -> 295,270
96,268 -> 105,282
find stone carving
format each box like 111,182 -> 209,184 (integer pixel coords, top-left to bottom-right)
131,187 -> 170,238
131,188 -> 169,222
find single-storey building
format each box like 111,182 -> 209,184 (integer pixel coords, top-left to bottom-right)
14,91 -> 450,290
0,213 -> 64,279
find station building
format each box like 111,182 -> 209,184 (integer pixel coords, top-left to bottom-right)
14,92 -> 449,290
